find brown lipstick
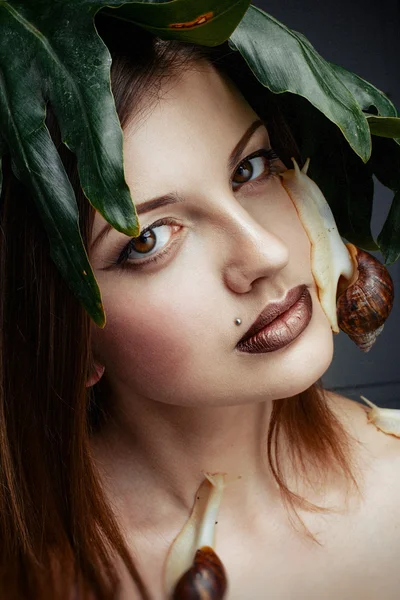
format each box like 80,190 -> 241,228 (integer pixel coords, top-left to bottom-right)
236,285 -> 312,353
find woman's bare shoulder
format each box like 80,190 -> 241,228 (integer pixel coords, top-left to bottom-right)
322,391 -> 400,571
326,389 -> 400,497
327,389 -> 400,452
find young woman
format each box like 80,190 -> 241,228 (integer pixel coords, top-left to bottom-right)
1,14 -> 399,600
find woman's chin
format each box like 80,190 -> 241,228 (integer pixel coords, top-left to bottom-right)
232,307 -> 334,403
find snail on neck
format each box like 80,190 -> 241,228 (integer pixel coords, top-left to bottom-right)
164,472 -> 228,600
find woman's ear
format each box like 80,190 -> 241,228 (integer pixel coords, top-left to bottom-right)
86,361 -> 105,388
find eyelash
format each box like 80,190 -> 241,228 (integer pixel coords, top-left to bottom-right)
115,147 -> 280,269
231,148 -> 280,191
116,217 -> 180,269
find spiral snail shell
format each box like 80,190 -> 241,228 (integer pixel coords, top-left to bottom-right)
336,243 -> 394,352
172,546 -> 227,600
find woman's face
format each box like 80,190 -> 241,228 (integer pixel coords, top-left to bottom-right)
90,63 -> 334,407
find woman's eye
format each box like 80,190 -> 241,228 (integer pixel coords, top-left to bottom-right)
232,149 -> 279,190
117,220 -> 177,266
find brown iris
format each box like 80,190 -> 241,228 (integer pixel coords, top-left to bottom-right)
132,230 -> 157,254
233,159 -> 253,184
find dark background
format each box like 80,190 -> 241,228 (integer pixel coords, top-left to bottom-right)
253,0 -> 400,407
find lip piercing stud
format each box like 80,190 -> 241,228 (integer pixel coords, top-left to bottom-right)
234,318 -> 242,325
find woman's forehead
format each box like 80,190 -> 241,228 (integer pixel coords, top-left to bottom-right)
122,67 -> 264,180
123,63 -> 259,149
91,65 -> 269,243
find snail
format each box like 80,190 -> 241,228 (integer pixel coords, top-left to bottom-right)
360,395 -> 400,438
280,158 -> 394,352
164,472 -> 228,600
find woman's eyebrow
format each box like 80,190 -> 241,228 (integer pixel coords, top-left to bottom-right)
227,118 -> 264,172
90,118 -> 264,252
90,193 -> 184,252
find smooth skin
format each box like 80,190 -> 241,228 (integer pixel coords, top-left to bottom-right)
89,64 -> 400,599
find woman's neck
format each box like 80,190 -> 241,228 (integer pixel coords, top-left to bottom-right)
90,389 -> 361,534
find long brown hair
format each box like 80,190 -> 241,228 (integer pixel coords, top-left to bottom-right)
0,15 -> 360,599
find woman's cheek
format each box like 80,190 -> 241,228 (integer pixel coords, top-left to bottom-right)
93,285 -> 210,394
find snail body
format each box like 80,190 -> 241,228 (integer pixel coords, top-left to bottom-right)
164,473 -> 228,599
280,158 -> 354,333
172,546 -> 227,600
337,244 -> 394,352
360,396 -> 400,438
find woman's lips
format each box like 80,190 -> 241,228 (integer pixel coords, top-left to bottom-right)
236,286 -> 313,353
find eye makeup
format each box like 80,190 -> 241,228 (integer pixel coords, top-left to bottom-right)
231,147 -> 280,191
116,218 -> 182,270
103,145 -> 282,271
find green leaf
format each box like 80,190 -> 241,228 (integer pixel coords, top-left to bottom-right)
229,4 -> 372,163
366,115 -> 400,139
328,63 -> 398,118
103,0 -> 251,46
369,136 -> 400,263
0,134 -> 6,197
370,136 -> 400,192
1,1 -> 139,235
0,72 -> 105,326
0,0 -> 144,326
377,191 -> 400,264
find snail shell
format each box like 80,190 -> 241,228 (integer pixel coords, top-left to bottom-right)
172,545 -> 227,600
337,244 -> 394,352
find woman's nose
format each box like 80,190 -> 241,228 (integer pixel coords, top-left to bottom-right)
222,213 -> 290,294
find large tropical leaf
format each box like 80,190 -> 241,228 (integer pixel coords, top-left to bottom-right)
103,0 -> 251,46
370,136 -> 400,264
0,133 -> 6,193
229,5 -> 372,163
377,191 -> 400,264
366,115 -> 400,139
328,62 -> 398,119
0,0 -> 249,326
327,63 -> 400,144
